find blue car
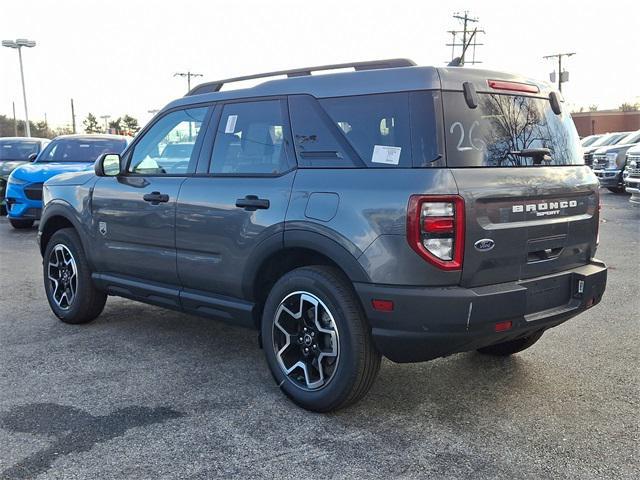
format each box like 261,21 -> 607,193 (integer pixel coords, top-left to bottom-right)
5,134 -> 129,229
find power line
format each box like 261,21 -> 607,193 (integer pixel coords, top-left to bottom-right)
543,52 -> 576,92
174,71 -> 203,93
446,11 -> 484,66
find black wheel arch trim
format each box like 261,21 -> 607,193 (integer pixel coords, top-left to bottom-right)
38,202 -> 93,267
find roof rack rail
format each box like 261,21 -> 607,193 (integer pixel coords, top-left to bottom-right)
186,58 -> 416,96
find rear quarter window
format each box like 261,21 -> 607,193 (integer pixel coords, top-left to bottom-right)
289,92 -> 443,168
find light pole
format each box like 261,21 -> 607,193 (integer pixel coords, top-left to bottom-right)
2,38 -> 36,137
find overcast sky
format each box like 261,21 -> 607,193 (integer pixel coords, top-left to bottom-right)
1,0 -> 638,130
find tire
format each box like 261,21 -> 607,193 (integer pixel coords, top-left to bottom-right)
9,218 -> 34,229
607,187 -> 627,194
261,266 -> 381,412
43,228 -> 106,324
477,330 -> 544,356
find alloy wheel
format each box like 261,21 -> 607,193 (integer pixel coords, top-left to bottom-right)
47,244 -> 78,310
272,291 -> 339,390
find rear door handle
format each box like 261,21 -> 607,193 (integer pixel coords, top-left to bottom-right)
235,195 -> 270,211
143,191 -> 170,205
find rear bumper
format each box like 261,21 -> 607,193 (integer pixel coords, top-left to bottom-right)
355,260 -> 607,363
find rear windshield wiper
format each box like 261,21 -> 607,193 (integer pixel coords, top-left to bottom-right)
509,148 -> 551,165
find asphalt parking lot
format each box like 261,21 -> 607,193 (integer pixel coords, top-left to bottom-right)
0,191 -> 638,480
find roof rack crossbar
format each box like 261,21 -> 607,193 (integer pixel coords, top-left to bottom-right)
186,58 -> 416,96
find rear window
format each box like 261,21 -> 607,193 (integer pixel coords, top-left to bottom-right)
443,92 -> 583,167
289,92 -> 443,168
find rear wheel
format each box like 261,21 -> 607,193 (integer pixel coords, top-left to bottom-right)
43,228 -> 106,324
9,218 -> 34,229
477,331 -> 544,356
261,266 -> 381,412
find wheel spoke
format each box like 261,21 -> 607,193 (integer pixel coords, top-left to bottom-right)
272,291 -> 340,391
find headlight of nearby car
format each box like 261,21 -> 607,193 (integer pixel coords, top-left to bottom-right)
606,152 -> 618,169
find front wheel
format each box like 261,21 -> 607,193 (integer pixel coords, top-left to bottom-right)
477,330 -> 544,356
607,187 -> 627,194
43,228 -> 107,324
9,218 -> 34,229
261,266 -> 381,412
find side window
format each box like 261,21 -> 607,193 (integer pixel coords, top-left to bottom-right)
288,95 -> 357,167
210,100 -> 289,175
319,93 -> 412,167
129,107 -> 208,175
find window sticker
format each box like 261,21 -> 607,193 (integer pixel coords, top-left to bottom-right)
371,145 -> 401,165
225,115 -> 238,134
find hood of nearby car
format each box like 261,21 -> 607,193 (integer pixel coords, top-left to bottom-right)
10,162 -> 94,182
593,143 -> 638,155
0,160 -> 29,177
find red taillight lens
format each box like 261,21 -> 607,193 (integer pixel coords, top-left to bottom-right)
488,79 -> 540,94
407,195 -> 465,271
494,321 -> 513,332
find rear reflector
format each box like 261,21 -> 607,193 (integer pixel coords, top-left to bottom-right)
372,299 -> 394,312
494,321 -> 513,332
488,80 -> 540,94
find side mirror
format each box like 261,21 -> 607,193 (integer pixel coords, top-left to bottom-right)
28,153 -> 38,162
95,153 -> 122,177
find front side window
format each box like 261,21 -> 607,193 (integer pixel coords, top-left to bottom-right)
129,107 -> 208,175
210,100 -> 289,175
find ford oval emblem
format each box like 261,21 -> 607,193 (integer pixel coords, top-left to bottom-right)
474,238 -> 495,252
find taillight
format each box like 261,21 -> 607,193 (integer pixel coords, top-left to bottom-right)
407,195 -> 465,270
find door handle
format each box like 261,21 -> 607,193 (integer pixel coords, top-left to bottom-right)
235,195 -> 270,211
143,191 -> 170,205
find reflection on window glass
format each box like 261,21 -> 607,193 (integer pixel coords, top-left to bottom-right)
210,100 -> 288,174
443,92 -> 583,167
129,107 -> 207,175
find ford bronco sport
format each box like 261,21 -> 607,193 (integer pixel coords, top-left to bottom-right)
38,59 -> 607,412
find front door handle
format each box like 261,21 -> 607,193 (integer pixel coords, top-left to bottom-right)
143,191 -> 170,205
235,195 -> 270,211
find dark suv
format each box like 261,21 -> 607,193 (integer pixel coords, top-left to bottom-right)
37,60 -> 607,411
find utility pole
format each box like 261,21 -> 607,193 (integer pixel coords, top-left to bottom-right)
70,98 -> 76,134
12,101 -> 18,136
100,115 -> 111,133
447,11 -> 484,66
543,52 -> 575,92
174,71 -> 203,93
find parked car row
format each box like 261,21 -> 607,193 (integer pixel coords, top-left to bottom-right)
2,135 -> 130,228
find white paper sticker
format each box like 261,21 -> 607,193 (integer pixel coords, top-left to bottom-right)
224,115 -> 238,133
371,145 -> 401,165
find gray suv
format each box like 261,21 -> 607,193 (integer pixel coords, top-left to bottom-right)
37,60 -> 607,411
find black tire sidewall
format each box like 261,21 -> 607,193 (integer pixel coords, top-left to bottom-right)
43,229 -> 99,323
261,268 -> 365,411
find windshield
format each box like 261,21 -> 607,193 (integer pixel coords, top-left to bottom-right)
581,136 -> 601,147
599,133 -> 629,146
38,138 -> 127,163
0,140 -> 40,160
443,92 -> 582,167
616,130 -> 640,145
